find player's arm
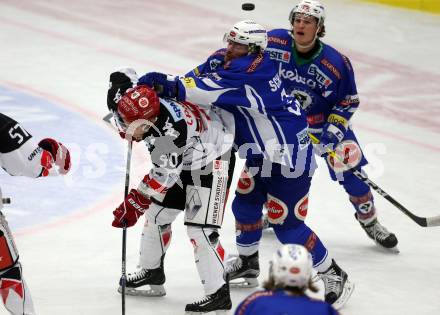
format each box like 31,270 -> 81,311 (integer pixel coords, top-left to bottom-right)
112,126 -> 187,228
0,113 -> 71,178
320,55 -> 360,147
185,49 -> 227,77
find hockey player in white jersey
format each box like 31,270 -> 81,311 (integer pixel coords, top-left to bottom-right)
108,72 -> 236,314
0,112 -> 71,315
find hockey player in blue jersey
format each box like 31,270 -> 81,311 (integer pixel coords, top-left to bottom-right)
235,244 -> 339,315
137,20 -> 353,309
265,0 -> 398,250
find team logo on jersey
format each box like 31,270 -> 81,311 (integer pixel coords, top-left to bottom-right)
209,59 -> 223,71
163,118 -> 180,138
266,48 -> 291,63
291,89 -> 314,112
294,194 -> 308,221
307,64 -> 332,89
327,140 -> 363,173
236,167 -> 254,194
266,194 -> 288,225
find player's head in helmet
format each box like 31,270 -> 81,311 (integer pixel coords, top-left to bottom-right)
289,0 -> 326,52
223,20 -> 267,63
117,85 -> 160,141
263,244 -> 318,294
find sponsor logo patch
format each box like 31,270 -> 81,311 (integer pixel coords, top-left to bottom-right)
320,58 -> 341,79
327,140 -> 363,173
296,127 -> 310,150
266,194 -> 288,225
268,36 -> 288,46
236,167 -> 254,194
266,48 -> 291,63
183,77 -> 196,88
294,194 -> 308,221
162,100 -> 183,122
306,113 -> 325,125
308,64 -> 332,88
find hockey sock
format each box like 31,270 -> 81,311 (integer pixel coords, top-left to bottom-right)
349,191 -> 377,225
235,219 -> 263,256
273,223 -> 330,270
341,172 -> 377,224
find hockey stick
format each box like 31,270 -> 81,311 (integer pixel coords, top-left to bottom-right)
102,112 -> 132,314
121,140 -> 133,315
309,133 -> 440,227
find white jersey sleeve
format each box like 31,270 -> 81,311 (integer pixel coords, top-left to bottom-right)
0,113 -> 44,178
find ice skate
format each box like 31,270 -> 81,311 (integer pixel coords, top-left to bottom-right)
118,265 -> 166,297
355,214 -> 399,251
224,252 -> 259,288
318,259 -> 354,309
185,283 -> 232,314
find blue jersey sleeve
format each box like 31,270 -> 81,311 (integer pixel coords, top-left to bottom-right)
327,53 -> 360,128
185,49 -> 227,77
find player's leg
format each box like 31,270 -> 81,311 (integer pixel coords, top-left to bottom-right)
268,165 -> 354,309
225,159 -> 266,288
121,183 -> 185,297
0,213 -> 35,315
325,130 -> 398,249
183,153 -> 234,314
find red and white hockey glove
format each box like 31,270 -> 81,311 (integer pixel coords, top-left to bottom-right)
38,138 -> 71,176
112,189 -> 151,228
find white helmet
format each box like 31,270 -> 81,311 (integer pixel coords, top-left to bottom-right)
270,244 -> 313,289
289,0 -> 326,25
223,20 -> 267,51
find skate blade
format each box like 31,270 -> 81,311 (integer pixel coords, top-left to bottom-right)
185,310 -> 230,315
118,284 -> 166,297
229,277 -> 259,288
375,242 -> 400,254
333,280 -> 355,310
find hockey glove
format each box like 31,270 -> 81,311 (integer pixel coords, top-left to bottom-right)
317,113 -> 349,155
107,68 -> 138,112
138,72 -> 178,98
112,189 -> 151,228
38,138 -> 71,176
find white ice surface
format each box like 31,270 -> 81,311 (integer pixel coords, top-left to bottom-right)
1,0 -> 440,314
